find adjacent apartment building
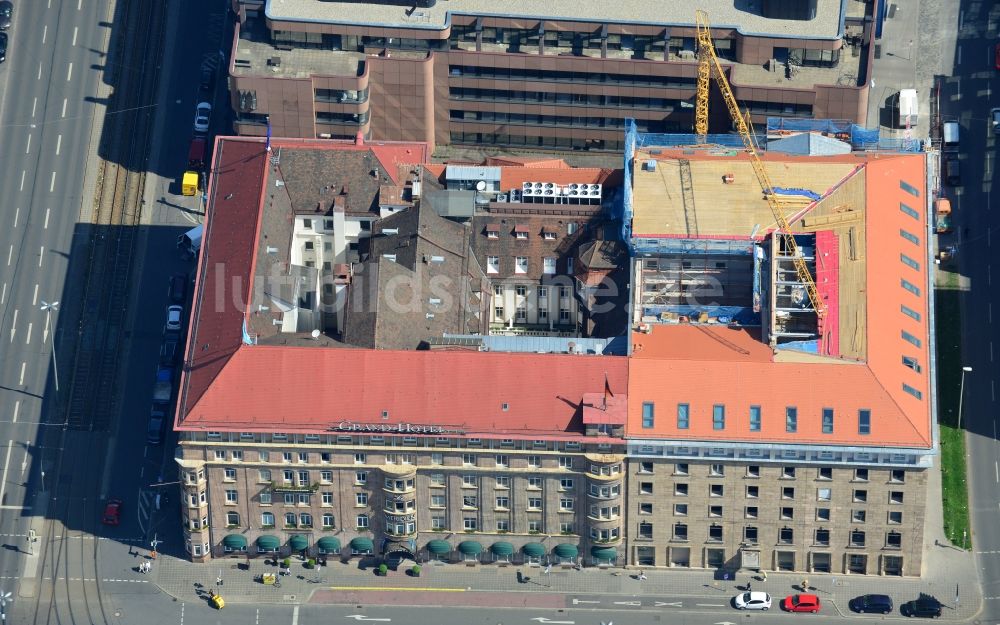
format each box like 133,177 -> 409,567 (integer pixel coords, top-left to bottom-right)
622,136 -> 935,576
225,0 -> 876,150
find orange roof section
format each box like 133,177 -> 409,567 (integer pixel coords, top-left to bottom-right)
180,346 -> 627,439
499,167 -> 616,192
626,152 -> 933,449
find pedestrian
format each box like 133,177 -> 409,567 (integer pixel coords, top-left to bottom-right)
761,570 -> 767,582
747,580 -> 752,591
144,561 -> 151,573
802,578 -> 809,591
544,563 -> 552,575
638,570 -> 647,581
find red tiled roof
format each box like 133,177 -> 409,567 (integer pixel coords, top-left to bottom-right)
180,346 -> 627,439
486,156 -> 571,168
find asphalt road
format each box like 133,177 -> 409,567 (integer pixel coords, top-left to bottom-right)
941,1 -> 1000,621
0,0 -> 113,603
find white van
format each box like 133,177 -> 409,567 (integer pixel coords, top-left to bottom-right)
897,89 -> 918,127
942,119 -> 960,152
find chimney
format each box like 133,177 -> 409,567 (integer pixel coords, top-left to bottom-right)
355,131 -> 365,146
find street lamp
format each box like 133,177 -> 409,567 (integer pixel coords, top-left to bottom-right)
957,366 -> 973,430
39,301 -> 59,393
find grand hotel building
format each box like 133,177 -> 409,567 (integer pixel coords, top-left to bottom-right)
174,132 -> 936,576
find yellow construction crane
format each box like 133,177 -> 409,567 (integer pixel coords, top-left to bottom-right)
693,10 -> 826,320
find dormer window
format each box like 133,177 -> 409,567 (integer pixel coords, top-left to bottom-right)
514,225 -> 529,240
542,228 -> 557,241
486,224 -> 500,239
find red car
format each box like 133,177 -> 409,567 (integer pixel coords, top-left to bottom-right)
783,594 -> 821,613
101,499 -> 123,525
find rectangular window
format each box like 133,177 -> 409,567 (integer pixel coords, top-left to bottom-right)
899,202 -> 919,219
900,229 -> 920,245
816,508 -> 831,521
817,488 -> 832,501
677,403 -> 689,429
901,305 -> 922,321
749,405 -> 761,431
902,383 -> 923,399
900,254 -> 920,271
712,405 -> 725,430
785,407 -> 798,433
858,409 -> 871,435
900,180 -> 920,197
515,256 -> 528,274
822,408 -> 834,434
642,402 -> 655,428
902,355 -> 922,372
543,257 -> 556,274
487,256 -> 499,274
901,279 -> 921,296
901,330 -> 922,348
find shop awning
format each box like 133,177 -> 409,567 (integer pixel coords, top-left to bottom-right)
590,546 -> 617,561
316,537 -> 341,553
256,535 -> 280,551
350,537 -> 374,552
522,542 -> 545,558
552,543 -> 578,559
222,534 -> 247,550
288,535 -> 309,551
490,541 -> 514,556
458,541 -> 483,555
426,539 -> 451,555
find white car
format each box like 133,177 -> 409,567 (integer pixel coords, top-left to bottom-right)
735,591 -> 772,611
193,102 -> 212,133
991,108 -> 1000,135
165,305 -> 183,331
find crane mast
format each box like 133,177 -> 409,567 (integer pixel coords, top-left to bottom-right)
693,10 -> 826,320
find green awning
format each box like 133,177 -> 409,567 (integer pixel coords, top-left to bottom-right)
458,541 -> 483,555
590,546 -> 617,561
426,539 -> 451,555
256,535 -> 280,551
316,537 -> 341,553
522,542 -> 545,557
350,537 -> 374,552
552,543 -> 578,559
288,535 -> 308,551
490,541 -> 514,556
222,534 -> 247,550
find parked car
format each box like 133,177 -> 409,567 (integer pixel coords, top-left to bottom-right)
168,274 -> 187,303
995,42 -> 1000,71
783,594 -> 821,613
147,407 -> 166,445
901,594 -> 942,618
944,157 -> 961,186
0,32 -> 7,62
160,332 -> 180,366
0,1 -> 13,30
193,102 -> 212,133
734,591 -> 772,611
199,67 -> 216,93
991,108 -> 1000,135
101,499 -> 123,525
850,594 -> 894,614
165,304 -> 183,331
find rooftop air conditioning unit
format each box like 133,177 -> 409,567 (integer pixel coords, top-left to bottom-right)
522,182 -> 533,191
544,182 -> 555,189
510,189 -> 521,201
497,194 -> 508,203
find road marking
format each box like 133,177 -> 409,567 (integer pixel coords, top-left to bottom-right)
656,601 -> 683,607
25,134 -> 31,154
49,171 -> 56,193
44,209 -> 50,230
19,170 -> 25,191
42,25 -> 47,44
32,97 -> 37,117
697,603 -> 726,607
56,135 -> 62,156
13,207 -> 19,228
20,445 -> 28,477
73,26 -> 78,46
12,401 -> 20,424
345,617 -> 391,623
292,606 -> 299,625
992,379 -> 995,402
956,45 -> 962,65
18,362 -> 25,385
78,0 -> 82,10
38,62 -> 42,80
0,442 -> 12,507
331,586 -> 466,592
67,62 -> 73,82
61,98 -> 67,118
613,600 -> 642,606
572,599 -> 601,605
32,284 -> 38,306
25,323 -> 31,345
39,247 -> 44,267
995,460 -> 998,483
529,619 -> 573,625
6,246 -> 11,267
1,283 -> 6,304
10,309 -> 17,343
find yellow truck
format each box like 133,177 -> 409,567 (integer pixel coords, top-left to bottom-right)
181,171 -> 199,196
